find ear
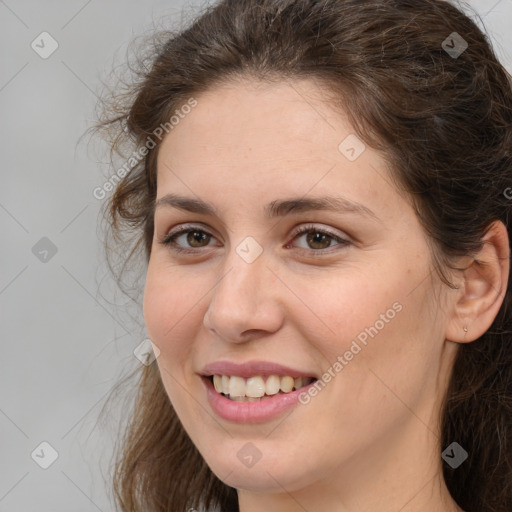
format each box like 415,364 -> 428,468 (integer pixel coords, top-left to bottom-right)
445,220 -> 510,343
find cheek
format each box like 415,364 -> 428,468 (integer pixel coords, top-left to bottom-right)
143,265 -> 207,422
289,264 -> 403,356
292,263 -> 434,411
143,263 -> 202,363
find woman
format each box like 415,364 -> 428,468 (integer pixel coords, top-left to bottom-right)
96,0 -> 512,511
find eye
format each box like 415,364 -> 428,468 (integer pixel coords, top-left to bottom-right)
287,224 -> 351,253
158,223 -> 351,255
158,224 -> 218,254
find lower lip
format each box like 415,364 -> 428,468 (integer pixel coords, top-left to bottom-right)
201,376 -> 316,424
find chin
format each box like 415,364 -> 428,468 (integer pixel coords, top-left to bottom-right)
215,467 -> 294,493
204,447 -> 318,494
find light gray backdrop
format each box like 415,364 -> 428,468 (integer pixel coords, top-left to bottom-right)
1,1 -> 511,511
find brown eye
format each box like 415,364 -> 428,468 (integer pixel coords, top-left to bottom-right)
186,230 -> 211,247
160,226 -> 218,253
289,225 -> 351,253
305,231 -> 334,250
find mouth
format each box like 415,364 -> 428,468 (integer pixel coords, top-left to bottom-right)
205,374 -> 318,402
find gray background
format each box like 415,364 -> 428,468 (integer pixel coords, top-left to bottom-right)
1,1 -> 511,510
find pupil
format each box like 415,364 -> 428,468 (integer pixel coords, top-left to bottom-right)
307,232 -> 330,249
188,231 -> 209,247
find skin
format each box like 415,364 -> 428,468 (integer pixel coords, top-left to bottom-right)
143,77 -> 509,512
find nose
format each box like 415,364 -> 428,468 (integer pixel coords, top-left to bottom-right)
203,249 -> 284,343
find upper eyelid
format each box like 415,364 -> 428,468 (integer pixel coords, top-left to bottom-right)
163,222 -> 345,237
161,223 -> 349,247
163,222 -> 219,241
289,224 -> 348,242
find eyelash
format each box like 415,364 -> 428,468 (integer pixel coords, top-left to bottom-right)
158,223 -> 351,256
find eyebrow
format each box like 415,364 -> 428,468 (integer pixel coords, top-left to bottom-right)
155,193 -> 379,221
155,194 -> 380,222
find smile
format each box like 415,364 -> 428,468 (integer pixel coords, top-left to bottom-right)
201,374 -> 318,423
210,374 -> 317,401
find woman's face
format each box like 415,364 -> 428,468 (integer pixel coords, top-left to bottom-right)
143,78 -> 459,497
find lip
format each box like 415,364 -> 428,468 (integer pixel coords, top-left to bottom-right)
201,375 -> 317,423
199,360 -> 318,379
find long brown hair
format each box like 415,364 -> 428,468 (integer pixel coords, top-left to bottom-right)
94,1 -> 512,511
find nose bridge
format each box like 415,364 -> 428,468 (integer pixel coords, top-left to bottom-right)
204,241 -> 282,340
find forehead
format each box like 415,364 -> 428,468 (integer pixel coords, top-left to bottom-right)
157,78 -> 348,166
154,78 -> 406,225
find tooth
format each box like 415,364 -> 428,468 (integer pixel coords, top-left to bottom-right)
213,375 -> 223,393
217,374 -> 308,397
245,397 -> 261,402
246,376 -> 265,397
229,376 -> 246,397
221,375 -> 230,394
294,377 -> 304,390
230,395 -> 245,402
265,375 -> 281,395
280,376 -> 294,393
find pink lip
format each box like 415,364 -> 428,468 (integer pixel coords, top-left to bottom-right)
201,375 -> 316,423
199,360 -> 317,379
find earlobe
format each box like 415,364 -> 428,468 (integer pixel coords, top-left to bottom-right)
445,220 -> 510,343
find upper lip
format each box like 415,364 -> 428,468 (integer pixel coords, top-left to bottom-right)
199,360 -> 318,379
